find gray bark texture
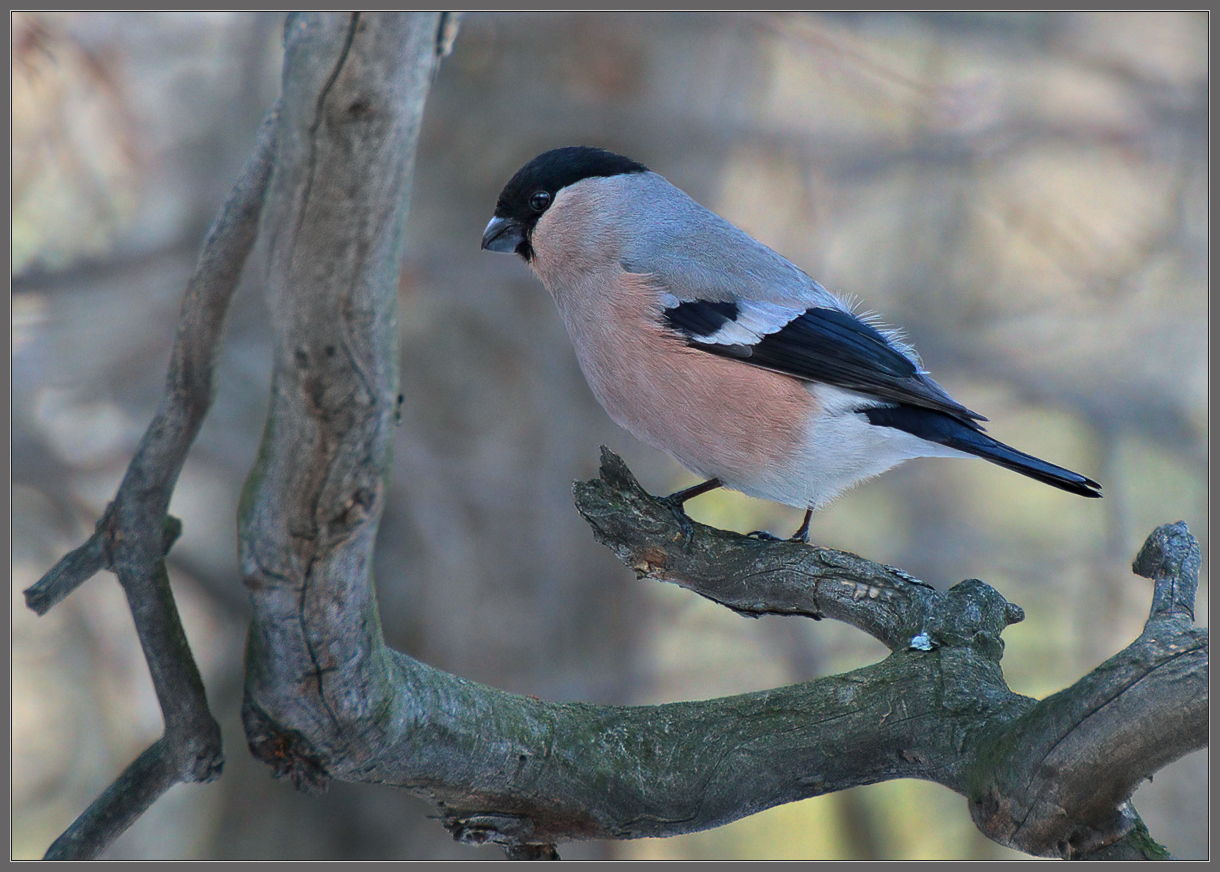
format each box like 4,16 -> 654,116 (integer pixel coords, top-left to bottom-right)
24,11 -> 1207,861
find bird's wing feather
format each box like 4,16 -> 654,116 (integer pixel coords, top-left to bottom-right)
660,297 -> 987,423
617,174 -> 984,422
864,405 -> 1100,496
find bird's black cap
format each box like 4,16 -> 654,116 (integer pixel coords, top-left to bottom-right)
483,147 -> 648,260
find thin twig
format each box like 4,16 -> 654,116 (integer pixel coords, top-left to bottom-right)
22,105 -> 279,611
25,102 -> 280,861
43,739 -> 180,860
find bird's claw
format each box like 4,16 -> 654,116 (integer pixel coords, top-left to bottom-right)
660,496 -> 697,548
658,478 -> 722,549
748,512 -> 812,545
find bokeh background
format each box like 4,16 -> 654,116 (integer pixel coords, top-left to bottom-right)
11,11 -> 1208,860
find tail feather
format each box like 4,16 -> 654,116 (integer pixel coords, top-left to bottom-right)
864,405 -> 1102,499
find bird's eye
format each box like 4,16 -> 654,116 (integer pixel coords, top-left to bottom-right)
529,190 -> 551,212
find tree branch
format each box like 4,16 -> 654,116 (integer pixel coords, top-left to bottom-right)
573,446 -> 1026,653
43,739 -> 182,860
238,6 -> 438,780
242,430 -> 1208,858
25,100 -> 279,861
967,521 -> 1207,859
576,457 -> 1207,858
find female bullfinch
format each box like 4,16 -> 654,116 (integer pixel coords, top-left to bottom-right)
482,146 -> 1100,541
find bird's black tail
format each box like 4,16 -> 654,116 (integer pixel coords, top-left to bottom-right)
864,405 -> 1102,498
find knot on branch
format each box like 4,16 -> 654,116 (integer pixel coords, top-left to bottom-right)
176,719 -> 225,784
913,579 -> 1024,661
160,513 -> 184,556
970,788 -> 1139,859
1132,521 -> 1200,621
441,811 -> 559,859
242,698 -> 332,795
100,504 -> 182,568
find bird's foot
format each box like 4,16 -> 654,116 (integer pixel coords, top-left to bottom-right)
658,494 -> 697,548
658,478 -> 722,549
748,509 -> 813,545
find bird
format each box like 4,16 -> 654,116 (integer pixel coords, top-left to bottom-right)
481,146 -> 1101,542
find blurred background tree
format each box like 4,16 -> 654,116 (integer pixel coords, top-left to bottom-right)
11,11 -> 1207,860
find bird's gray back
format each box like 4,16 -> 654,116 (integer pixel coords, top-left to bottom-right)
616,172 -> 843,311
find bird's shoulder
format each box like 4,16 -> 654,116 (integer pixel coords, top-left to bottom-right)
614,174 -> 841,312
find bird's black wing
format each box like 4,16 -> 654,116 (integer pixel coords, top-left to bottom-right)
663,298 -> 986,424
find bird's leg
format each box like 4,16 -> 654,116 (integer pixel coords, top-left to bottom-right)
662,477 -> 723,506
659,478 -> 722,546
791,508 -> 813,544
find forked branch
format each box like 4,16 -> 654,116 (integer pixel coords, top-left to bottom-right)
23,106 -> 279,859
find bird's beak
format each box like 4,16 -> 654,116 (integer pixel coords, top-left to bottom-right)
481,215 -> 525,253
